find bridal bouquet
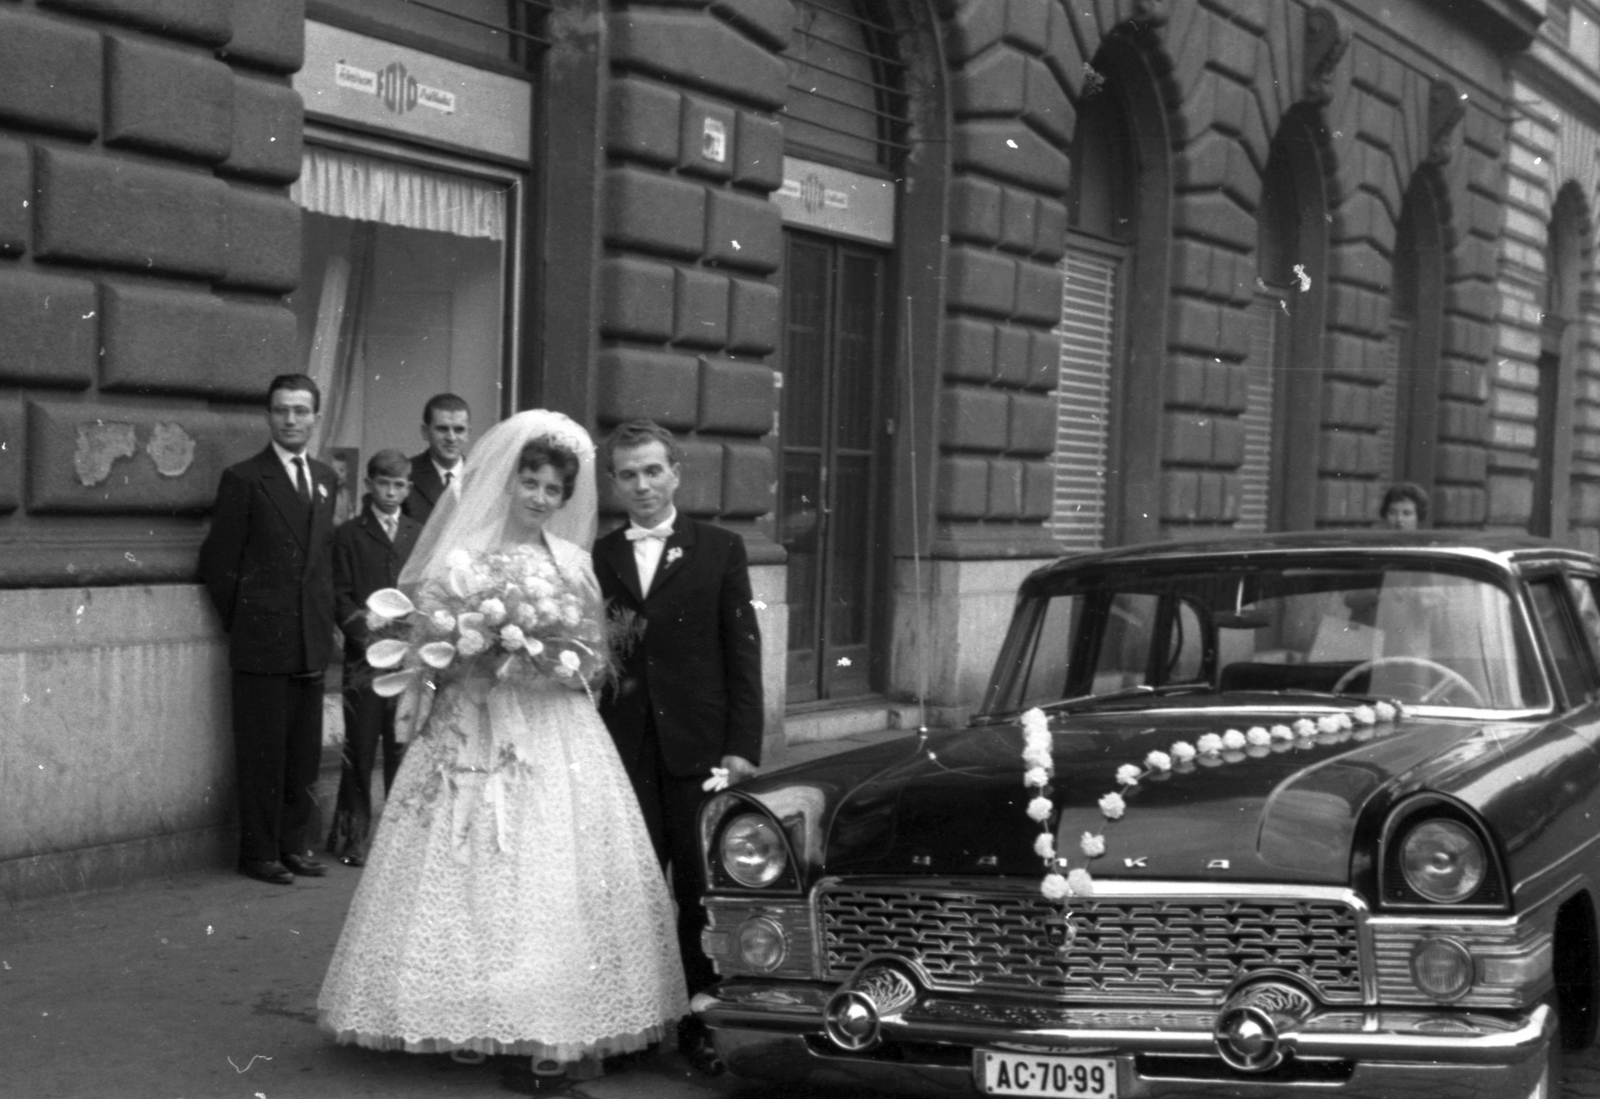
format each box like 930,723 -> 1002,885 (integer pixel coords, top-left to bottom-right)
362,545 -> 618,702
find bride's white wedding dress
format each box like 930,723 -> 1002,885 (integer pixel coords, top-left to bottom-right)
317,539 -> 686,1061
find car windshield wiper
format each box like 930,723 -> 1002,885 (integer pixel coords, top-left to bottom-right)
1043,682 -> 1214,713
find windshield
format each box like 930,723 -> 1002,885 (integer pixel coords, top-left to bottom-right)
989,561 -> 1548,716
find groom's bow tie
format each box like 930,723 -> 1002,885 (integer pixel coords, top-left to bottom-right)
625,522 -> 672,542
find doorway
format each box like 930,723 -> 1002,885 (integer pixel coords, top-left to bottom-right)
779,230 -> 888,703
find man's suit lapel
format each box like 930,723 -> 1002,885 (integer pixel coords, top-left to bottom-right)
410,456 -> 442,510
600,530 -> 646,605
257,449 -> 310,551
303,465 -> 336,573
393,515 -> 421,565
643,519 -> 699,603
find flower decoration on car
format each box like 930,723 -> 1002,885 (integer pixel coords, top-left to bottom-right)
1021,699 -> 1406,913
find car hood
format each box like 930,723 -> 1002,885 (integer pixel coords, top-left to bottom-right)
742,710 -> 1545,885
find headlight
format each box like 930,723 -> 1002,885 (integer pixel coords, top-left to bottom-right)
1412,937 -> 1474,1000
1400,819 -> 1486,903
737,916 -> 787,971
720,813 -> 788,887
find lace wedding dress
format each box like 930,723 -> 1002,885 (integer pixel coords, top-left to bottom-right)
317,543 -> 687,1061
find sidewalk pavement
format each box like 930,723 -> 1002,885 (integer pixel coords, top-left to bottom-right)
0,729 -> 914,1099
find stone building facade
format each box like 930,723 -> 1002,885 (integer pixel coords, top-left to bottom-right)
1,0 -> 1580,896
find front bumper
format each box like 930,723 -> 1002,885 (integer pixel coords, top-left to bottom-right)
694,980 -> 1555,1098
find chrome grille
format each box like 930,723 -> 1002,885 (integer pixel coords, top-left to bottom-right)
819,884 -> 1363,1003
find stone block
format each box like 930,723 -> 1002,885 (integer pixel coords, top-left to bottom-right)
947,245 -> 1015,317
1326,282 -> 1386,336
609,78 -> 682,166
1218,302 -> 1252,360
1436,442 -> 1487,484
105,36 -> 233,162
1023,56 -> 1073,147
1445,279 -> 1497,323
219,0 -> 304,73
612,11 -> 787,110
1217,361 -> 1249,413
945,0 -> 1005,63
605,167 -> 706,259
709,0 -> 794,51
222,76 -> 302,182
597,347 -> 700,428
1168,295 -> 1221,354
675,439 -> 725,515
1170,238 -> 1215,296
987,458 -> 1023,519
949,176 -> 1003,244
721,441 -> 774,516
1440,399 -> 1487,442
1020,458 -> 1052,519
0,400 -> 20,512
212,298 -> 298,396
40,0 -> 232,45
936,455 -> 990,519
1007,392 -> 1055,455
1162,469 -> 1199,521
600,257 -> 676,341
699,358 -> 773,434
35,147 -> 227,278
733,111 -> 783,191
705,188 -> 780,272
1437,484 -> 1486,526
1207,12 -> 1259,84
26,401 -> 262,514
1169,355 -> 1207,407
1173,192 -> 1255,250
0,139 -> 27,255
1164,412 -> 1214,465
0,8 -> 103,137
941,385 -> 1010,451
1014,259 -> 1062,324
221,186 -> 300,291
1487,472 -> 1533,526
1212,415 -> 1245,467
1175,130 -> 1258,209
1026,330 -> 1057,391
1034,196 -> 1067,260
953,45 -> 1025,117
0,270 -> 97,388
727,276 -> 778,354
100,281 -> 221,395
994,324 -> 1031,387
679,95 -> 736,181
1440,357 -> 1489,401
945,317 -> 996,381
952,119 -> 1071,194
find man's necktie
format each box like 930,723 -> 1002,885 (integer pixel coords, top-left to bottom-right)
293,456 -> 311,504
381,514 -> 397,541
443,470 -> 453,488
624,523 -> 671,542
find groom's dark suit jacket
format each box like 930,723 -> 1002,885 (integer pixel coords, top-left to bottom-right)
199,446 -> 338,674
400,452 -> 447,527
593,516 -> 764,776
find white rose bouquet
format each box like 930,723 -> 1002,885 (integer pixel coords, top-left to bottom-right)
360,546 -> 624,707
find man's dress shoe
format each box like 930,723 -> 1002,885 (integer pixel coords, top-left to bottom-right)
280,852 -> 327,877
239,859 -> 294,885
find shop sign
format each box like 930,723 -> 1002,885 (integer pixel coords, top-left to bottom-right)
297,21 -> 532,163
774,156 -> 894,245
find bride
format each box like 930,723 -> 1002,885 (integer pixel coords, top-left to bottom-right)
317,410 -> 686,1076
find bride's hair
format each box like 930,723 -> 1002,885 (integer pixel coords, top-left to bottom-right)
517,438 -> 580,501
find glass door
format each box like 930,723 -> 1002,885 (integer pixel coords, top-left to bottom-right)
779,231 -> 887,702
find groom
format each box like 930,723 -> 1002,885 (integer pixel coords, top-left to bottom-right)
592,419 -> 763,1072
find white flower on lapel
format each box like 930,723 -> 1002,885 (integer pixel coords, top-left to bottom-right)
665,547 -> 683,566
317,482 -> 328,500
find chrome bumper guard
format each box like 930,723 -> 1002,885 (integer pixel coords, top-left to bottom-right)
693,976 -> 1554,1097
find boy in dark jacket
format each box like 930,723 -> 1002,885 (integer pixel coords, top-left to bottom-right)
326,449 -> 422,865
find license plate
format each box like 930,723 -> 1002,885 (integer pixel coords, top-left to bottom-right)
975,1050 -> 1118,1098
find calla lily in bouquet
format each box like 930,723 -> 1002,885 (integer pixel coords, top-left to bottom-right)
361,546 -> 622,708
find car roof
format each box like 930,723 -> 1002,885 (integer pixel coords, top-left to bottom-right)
1027,529 -> 1598,583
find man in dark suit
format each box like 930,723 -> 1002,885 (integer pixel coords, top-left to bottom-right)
326,449 -> 422,867
199,374 -> 340,886
592,419 -> 763,1074
400,393 -> 470,527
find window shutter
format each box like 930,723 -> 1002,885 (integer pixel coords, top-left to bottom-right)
1052,249 -> 1117,549
1375,320 -> 1405,483
1237,296 -> 1280,532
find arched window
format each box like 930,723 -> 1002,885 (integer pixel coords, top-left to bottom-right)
1052,35 -> 1169,549
1534,184 -> 1587,536
782,0 -> 908,171
1246,108 -> 1329,532
1378,173 -> 1445,493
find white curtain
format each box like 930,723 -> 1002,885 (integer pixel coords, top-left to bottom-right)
291,146 -> 507,241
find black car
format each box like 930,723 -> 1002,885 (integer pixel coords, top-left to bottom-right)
691,532 -> 1600,1099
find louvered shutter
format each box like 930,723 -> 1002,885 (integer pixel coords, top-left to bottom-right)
1052,249 -> 1117,549
1237,296 -> 1280,532
1374,320 -> 1405,483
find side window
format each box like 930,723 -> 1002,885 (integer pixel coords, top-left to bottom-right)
1092,593 -> 1158,694
1567,575 -> 1600,664
1529,578 -> 1594,705
1014,595 -> 1083,709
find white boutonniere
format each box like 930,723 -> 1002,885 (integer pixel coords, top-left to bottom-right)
665,546 -> 683,566
317,482 -> 328,500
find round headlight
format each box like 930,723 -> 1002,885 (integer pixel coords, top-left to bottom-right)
1412,936 -> 1474,1000
720,814 -> 787,887
737,916 -> 787,971
1400,819 -> 1486,903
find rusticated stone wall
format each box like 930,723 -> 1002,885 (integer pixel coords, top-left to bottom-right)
0,0 -> 305,587
599,0 -> 790,543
